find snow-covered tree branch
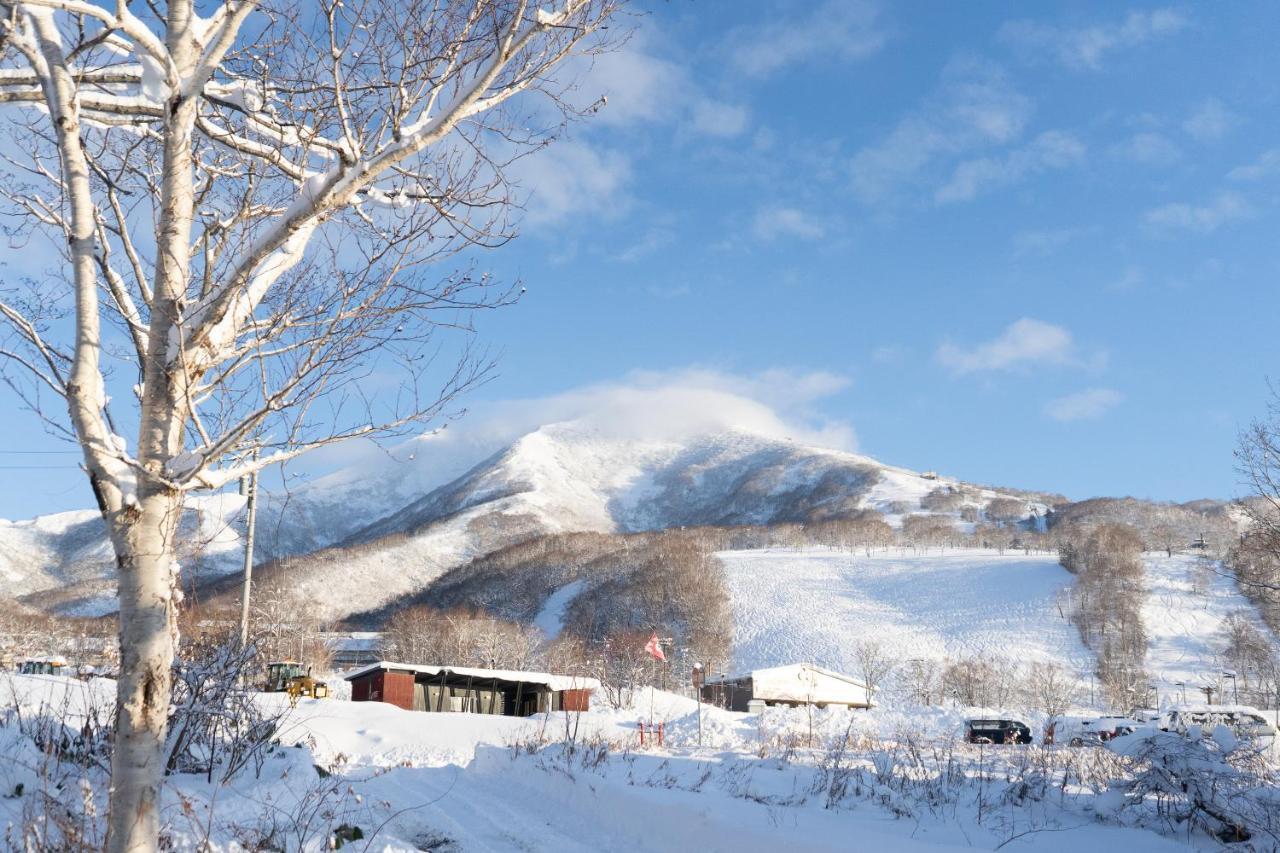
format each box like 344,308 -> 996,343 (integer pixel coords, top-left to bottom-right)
0,1 -> 620,849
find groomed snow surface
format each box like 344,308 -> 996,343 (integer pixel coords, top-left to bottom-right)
721,548 -> 1090,676
0,675 -> 1207,852
1142,553 -> 1280,697
721,548 -> 1278,708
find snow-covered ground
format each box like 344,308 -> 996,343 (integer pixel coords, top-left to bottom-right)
720,548 -> 1280,710
1142,553 -> 1280,701
0,675 -> 1230,851
533,579 -> 587,640
720,548 -> 1090,676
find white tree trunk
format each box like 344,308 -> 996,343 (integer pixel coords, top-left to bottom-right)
107,491 -> 181,852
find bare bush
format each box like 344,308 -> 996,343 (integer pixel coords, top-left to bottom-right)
851,641 -> 897,702
165,637 -> 284,783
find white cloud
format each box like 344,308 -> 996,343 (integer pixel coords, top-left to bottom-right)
1043,388 -> 1125,422
727,0 -> 887,77
567,26 -> 749,139
1010,226 -> 1088,257
689,100 -> 750,138
938,318 -> 1084,374
850,58 -> 1034,205
1114,131 -> 1181,167
293,369 -> 857,496
1228,148 -> 1280,182
935,130 -> 1085,204
614,227 -> 675,263
871,344 -> 909,364
474,368 -> 857,451
1109,265 -> 1145,292
752,206 -> 827,241
1143,191 -> 1253,233
512,139 -> 632,225
998,8 -> 1188,71
1183,99 -> 1237,143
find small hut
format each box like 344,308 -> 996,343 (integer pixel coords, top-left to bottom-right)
702,663 -> 872,711
344,662 -> 598,716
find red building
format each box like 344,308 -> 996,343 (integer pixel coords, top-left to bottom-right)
345,662 -> 598,716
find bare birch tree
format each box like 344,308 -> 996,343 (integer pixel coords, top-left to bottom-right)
0,1 -> 618,848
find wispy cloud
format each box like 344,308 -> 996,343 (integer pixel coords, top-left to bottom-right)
1183,99 -> 1238,143
938,318 -> 1089,374
998,8 -> 1189,71
1010,226 -> 1089,257
727,0 -> 887,78
1113,131 -> 1181,167
513,140 -> 632,225
1228,148 -> 1280,182
935,130 -> 1085,204
566,26 -> 749,139
298,368 -> 860,488
1143,191 -> 1253,233
752,206 -> 827,241
850,57 -> 1033,205
689,100 -> 750,138
614,227 -> 675,263
1043,388 -> 1125,421
871,344 -> 910,365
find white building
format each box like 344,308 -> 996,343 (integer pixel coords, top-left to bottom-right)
702,663 -> 872,711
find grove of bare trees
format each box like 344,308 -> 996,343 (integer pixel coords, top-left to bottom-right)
1058,523 -> 1152,709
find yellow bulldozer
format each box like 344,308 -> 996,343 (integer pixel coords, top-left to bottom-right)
264,660 -> 330,703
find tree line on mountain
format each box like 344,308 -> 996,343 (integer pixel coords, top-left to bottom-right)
1055,523 -> 1152,710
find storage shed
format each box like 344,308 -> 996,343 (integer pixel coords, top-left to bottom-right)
345,662 -> 599,716
702,664 -> 872,711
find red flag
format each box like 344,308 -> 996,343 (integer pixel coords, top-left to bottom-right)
644,634 -> 666,661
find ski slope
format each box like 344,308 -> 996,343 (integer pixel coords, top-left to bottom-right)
1142,553 -> 1278,698
719,548 -> 1090,675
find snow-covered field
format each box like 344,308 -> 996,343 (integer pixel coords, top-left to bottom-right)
1,674 -> 1236,851
720,548 -> 1090,676
720,548 -> 1280,709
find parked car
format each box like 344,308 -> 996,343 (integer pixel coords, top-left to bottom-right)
18,657 -> 69,676
1046,715 -> 1146,746
965,719 -> 1032,744
1159,705 -> 1277,746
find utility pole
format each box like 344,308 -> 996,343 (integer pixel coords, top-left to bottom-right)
692,662 -> 704,748
238,456 -> 259,648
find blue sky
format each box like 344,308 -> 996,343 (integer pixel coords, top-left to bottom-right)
5,1 -> 1280,517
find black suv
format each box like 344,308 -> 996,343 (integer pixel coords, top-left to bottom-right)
964,719 -> 1032,744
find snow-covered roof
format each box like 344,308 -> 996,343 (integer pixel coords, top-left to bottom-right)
326,635 -> 382,652
709,663 -> 872,706
712,663 -> 869,690
343,661 -> 600,692
1164,704 -> 1268,716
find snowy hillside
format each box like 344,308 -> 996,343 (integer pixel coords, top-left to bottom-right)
4,417 -> 1008,618
720,548 -> 1090,676
720,547 -> 1280,708
1142,553 -> 1280,698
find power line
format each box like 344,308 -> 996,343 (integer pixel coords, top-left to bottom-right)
0,464 -> 81,469
0,450 -> 81,454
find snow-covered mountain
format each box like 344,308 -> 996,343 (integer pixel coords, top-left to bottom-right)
1,419 -> 1019,618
